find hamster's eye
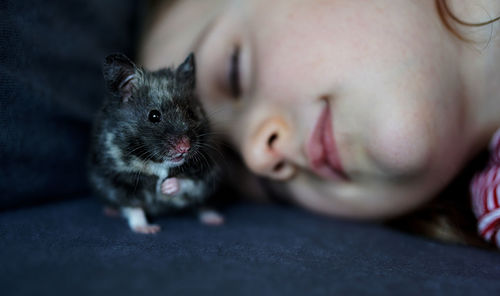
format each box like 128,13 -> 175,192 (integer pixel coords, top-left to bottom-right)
148,110 -> 161,123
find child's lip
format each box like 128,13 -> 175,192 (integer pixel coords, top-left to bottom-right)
306,101 -> 348,181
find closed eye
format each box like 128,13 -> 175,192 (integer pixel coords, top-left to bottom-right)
229,45 -> 241,98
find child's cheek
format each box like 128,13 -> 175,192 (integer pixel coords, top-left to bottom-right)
366,104 -> 433,179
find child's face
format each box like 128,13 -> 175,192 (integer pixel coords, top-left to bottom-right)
141,0 -> 470,219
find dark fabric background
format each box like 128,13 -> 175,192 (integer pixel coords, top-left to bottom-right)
2,198 -> 500,296
0,0 -> 142,209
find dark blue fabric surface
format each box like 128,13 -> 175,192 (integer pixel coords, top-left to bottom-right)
1,198 -> 500,296
0,0 -> 141,209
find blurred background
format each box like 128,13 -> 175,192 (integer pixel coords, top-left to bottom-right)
0,0 -> 144,210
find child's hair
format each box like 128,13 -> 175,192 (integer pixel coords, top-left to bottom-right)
389,0 -> 500,249
436,0 -> 500,42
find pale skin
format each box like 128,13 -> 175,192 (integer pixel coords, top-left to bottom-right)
139,0 -> 500,220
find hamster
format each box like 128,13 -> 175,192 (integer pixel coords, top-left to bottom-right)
88,53 -> 223,234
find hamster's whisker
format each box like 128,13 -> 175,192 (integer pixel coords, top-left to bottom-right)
198,151 -> 217,169
195,141 -> 220,151
196,131 -> 224,138
128,146 -> 153,161
198,138 -> 234,150
190,151 -> 204,169
194,150 -> 212,171
133,150 -> 160,190
149,147 -> 165,163
133,169 -> 143,193
193,142 -> 226,164
123,144 -> 150,158
130,150 -> 155,191
195,141 -> 224,154
202,148 -> 228,170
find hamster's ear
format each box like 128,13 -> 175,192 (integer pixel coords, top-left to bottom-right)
176,53 -> 196,88
103,53 -> 138,102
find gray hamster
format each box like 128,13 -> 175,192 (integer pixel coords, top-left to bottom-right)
88,53 -> 223,234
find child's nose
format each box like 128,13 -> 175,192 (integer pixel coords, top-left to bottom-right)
243,117 -> 296,180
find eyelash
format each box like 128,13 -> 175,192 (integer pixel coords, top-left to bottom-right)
229,45 -> 241,98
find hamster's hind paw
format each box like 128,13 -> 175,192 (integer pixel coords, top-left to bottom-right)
132,224 -> 161,234
198,209 -> 225,226
122,207 -> 161,234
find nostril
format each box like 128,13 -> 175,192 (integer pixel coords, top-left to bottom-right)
271,161 -> 296,181
267,133 -> 278,148
273,161 -> 285,172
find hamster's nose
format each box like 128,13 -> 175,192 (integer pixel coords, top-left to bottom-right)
175,136 -> 190,154
243,117 -> 296,181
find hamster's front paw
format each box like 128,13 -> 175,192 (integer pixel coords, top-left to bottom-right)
161,177 -> 180,195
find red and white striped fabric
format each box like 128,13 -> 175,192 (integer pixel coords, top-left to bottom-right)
470,128 -> 500,248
